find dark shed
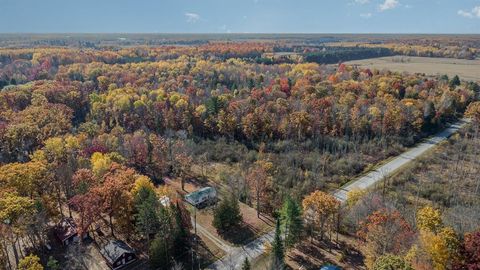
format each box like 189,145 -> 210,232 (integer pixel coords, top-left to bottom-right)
100,240 -> 137,269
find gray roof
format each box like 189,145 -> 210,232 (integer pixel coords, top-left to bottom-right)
100,240 -> 135,264
185,186 -> 216,204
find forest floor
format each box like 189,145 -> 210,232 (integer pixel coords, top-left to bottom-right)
251,234 -> 365,270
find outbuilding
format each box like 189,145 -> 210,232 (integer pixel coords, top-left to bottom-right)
100,240 -> 137,270
54,218 -> 88,246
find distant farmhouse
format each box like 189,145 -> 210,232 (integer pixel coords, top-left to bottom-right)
54,218 -> 88,246
100,240 -> 137,270
185,186 -> 217,208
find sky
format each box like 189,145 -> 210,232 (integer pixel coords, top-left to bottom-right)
0,0 -> 479,34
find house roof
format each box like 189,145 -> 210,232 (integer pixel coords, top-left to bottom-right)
100,240 -> 135,264
185,186 -> 216,204
54,218 -> 78,242
320,266 -> 341,270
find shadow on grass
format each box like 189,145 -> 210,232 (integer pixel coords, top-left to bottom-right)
258,213 -> 275,227
186,176 -> 210,187
289,238 -> 364,270
218,222 -> 256,245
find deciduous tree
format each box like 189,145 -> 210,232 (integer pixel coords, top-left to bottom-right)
357,209 -> 415,268
302,190 -> 339,241
416,205 -> 442,233
373,254 -> 413,270
18,254 -> 43,270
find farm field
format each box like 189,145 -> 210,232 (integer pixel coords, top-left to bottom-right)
346,56 -> 480,82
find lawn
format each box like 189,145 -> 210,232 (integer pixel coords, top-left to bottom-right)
165,172 -> 274,265
195,202 -> 274,246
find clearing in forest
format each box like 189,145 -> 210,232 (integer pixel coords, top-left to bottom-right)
346,56 -> 480,82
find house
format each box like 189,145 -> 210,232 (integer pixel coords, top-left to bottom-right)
100,240 -> 137,270
54,218 -> 88,246
320,265 -> 341,270
184,186 -> 217,208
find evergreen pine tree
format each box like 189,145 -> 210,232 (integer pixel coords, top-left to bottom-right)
172,202 -> 190,255
241,257 -> 251,270
47,256 -> 60,270
213,193 -> 242,232
149,233 -> 171,269
449,75 -> 461,88
271,217 -> 284,270
133,186 -> 159,241
281,197 -> 303,248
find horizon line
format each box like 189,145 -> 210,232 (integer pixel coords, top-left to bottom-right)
0,32 -> 479,35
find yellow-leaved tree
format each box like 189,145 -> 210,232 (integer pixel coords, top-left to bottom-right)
416,205 -> 442,233
302,190 -> 340,241
18,254 -> 43,270
409,206 -> 460,270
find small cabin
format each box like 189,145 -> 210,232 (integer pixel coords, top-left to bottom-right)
185,187 -> 217,208
54,218 -> 88,246
100,240 -> 137,270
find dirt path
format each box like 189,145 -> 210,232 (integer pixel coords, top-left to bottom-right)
191,217 -> 234,253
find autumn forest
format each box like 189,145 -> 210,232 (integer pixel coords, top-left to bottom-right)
0,34 -> 480,270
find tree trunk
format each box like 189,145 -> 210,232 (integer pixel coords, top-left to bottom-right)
11,239 -> 19,265
336,211 -> 340,243
109,214 -> 115,237
256,187 -> 260,218
57,186 -> 64,217
320,219 -> 325,241
2,241 -> 12,270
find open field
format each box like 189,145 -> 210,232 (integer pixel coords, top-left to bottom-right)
345,56 -> 480,82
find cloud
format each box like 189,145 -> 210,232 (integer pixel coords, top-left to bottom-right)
354,0 -> 370,4
360,13 -> 372,18
475,6 -> 480,17
219,24 -> 231,33
378,0 -> 399,11
458,6 -> 480,18
458,10 -> 473,18
185,12 -> 200,23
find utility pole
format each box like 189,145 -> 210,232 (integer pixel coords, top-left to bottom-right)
192,207 -> 197,270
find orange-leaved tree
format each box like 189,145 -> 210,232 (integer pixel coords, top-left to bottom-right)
302,190 -> 340,241
357,209 -> 414,268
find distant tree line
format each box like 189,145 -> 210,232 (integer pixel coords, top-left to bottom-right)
304,47 -> 394,64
